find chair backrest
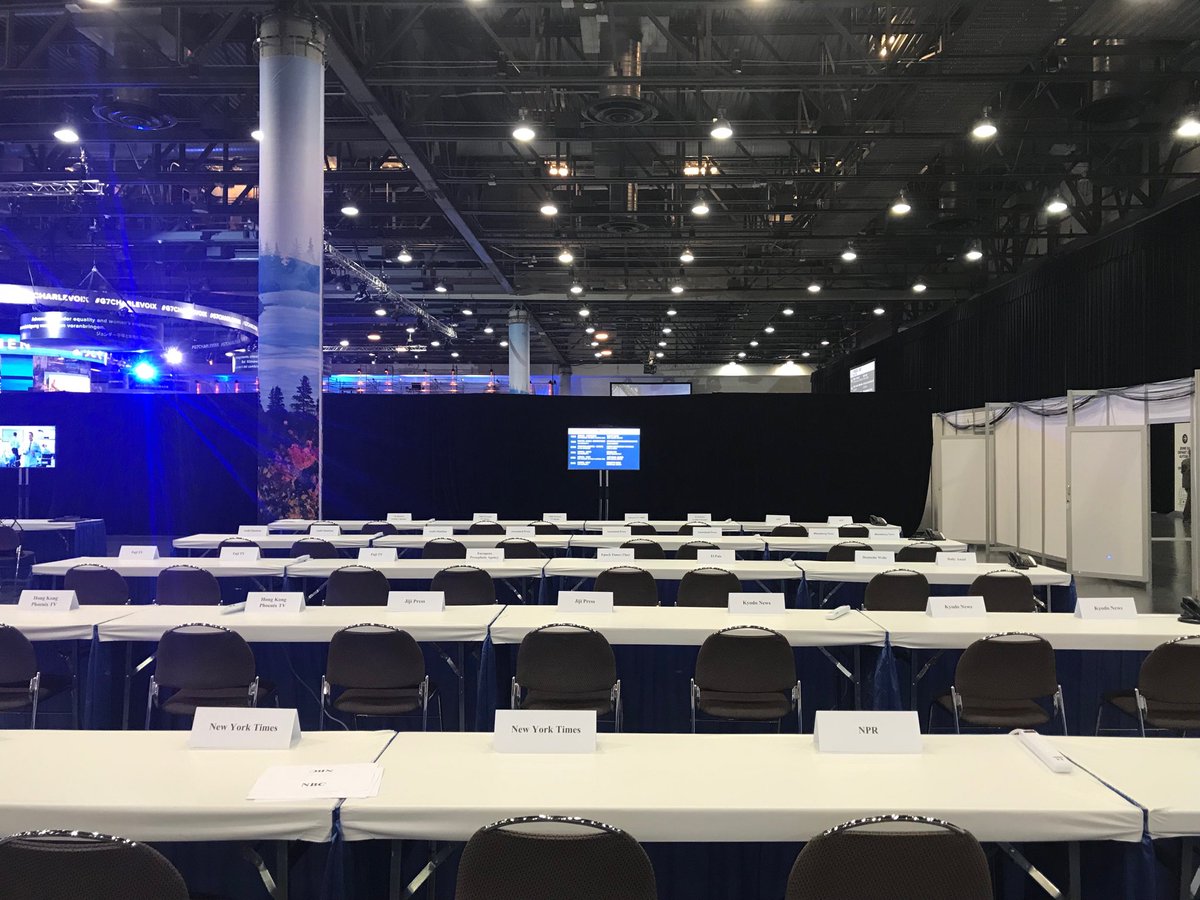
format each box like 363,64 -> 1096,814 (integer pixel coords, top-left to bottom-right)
64,564 -> 130,605
969,571 -> 1036,612
326,624 -> 424,689
291,538 -> 340,559
896,542 -> 940,563
0,522 -> 23,553
0,624 -> 36,684
531,521 -> 561,535
154,624 -> 256,691
864,570 -> 930,612
516,625 -> 616,694
677,521 -> 712,535
771,523 -> 809,537
217,537 -> 258,549
431,565 -> 496,605
325,566 -> 391,606
1138,636 -> 1200,704
498,538 -> 545,560
594,567 -> 658,607
826,541 -> 871,562
155,565 -> 222,605
421,538 -> 467,560
620,539 -> 664,560
955,632 -> 1057,701
695,626 -> 795,693
676,541 -> 719,561
456,816 -> 657,900
677,567 -> 742,608
363,521 -> 399,535
785,816 -> 992,900
0,831 -> 189,900
627,522 -> 657,535
468,521 -> 506,535
838,524 -> 870,538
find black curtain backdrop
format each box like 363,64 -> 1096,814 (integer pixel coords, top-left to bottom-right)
813,192 -> 1200,411
323,392 -> 934,532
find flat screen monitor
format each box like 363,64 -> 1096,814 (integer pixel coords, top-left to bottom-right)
568,427 -> 641,471
0,426 -> 55,468
850,360 -> 876,393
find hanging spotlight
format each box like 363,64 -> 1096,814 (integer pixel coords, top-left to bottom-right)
971,109 -> 998,140
1176,112 -> 1200,139
53,123 -> 80,144
670,282 -> 685,295
872,306 -> 886,316
483,326 -> 494,334
397,247 -> 413,263
679,247 -> 695,263
374,307 -> 388,317
963,239 -> 984,262
764,325 -> 776,334
539,198 -> 559,216
737,351 -> 747,359
666,308 -> 678,317
807,281 -> 822,294
801,351 -> 811,358
658,340 -> 668,348
578,306 -> 590,317
462,308 -> 474,316
1045,196 -> 1069,215
662,327 -> 672,334
781,307 -> 794,316
406,326 -> 418,335
512,110 -> 536,142
655,351 -> 664,359
709,111 -> 734,141
585,326 -> 595,335
340,197 -> 360,217
434,281 -> 448,293
250,128 -> 264,142
691,193 -> 710,216
682,161 -> 703,177
820,339 -> 830,347
557,247 -> 574,264
570,281 -> 585,295
840,244 -> 858,262
912,279 -> 928,293
749,340 -> 759,348
890,192 -> 912,216
500,340 -> 509,348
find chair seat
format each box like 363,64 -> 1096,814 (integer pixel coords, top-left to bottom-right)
936,693 -> 1050,728
1104,690 -> 1200,731
0,674 -> 71,711
698,689 -> 791,721
160,681 -> 276,717
521,688 -> 613,715
333,686 -> 424,716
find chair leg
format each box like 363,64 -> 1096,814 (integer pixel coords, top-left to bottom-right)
28,673 -> 39,730
421,676 -> 430,732
950,687 -> 962,735
689,679 -> 697,734
1094,703 -> 1105,736
1055,687 -> 1068,736
144,677 -> 158,731
319,677 -> 328,732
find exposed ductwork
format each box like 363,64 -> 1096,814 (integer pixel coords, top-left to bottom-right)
584,16 -> 657,127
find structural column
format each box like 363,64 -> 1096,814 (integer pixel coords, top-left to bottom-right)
508,306 -> 531,394
256,13 -> 326,521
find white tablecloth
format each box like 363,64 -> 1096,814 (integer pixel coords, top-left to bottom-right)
0,730 -> 392,842
174,534 -> 378,551
765,537 -> 967,554
4,518 -> 87,532
285,558 -> 546,580
32,556 -> 290,579
543,558 -> 803,582
739,521 -> 877,534
488,606 -> 883,647
568,535 -> 767,553
801,560 -> 1071,586
339,732 -> 1142,843
0,607 -> 132,641
375,534 -> 573,551
429,519 -> 587,532
581,519 -> 742,534
269,519 -> 395,532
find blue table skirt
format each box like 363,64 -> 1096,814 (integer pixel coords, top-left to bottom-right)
21,519 -> 106,563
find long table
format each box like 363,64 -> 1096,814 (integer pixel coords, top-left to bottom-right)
374,534 -> 573,552
799,559 -> 1071,587
567,534 -> 767,554
0,606 -> 132,641
284,557 -> 546,581
765,536 -> 967,554
542,557 -> 803,582
174,533 -> 379,552
5,518 -> 107,560
32,556 -> 289,580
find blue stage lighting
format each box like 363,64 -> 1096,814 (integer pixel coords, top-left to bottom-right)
132,361 -> 158,382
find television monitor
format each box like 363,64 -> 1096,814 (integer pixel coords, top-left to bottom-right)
0,426 -> 56,468
568,427 -> 641,471
850,360 -> 876,393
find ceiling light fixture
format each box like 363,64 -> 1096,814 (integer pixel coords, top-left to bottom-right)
679,247 -> 695,263
595,332 -> 609,341
512,110 -> 536,142
367,333 -> 381,341
807,281 -> 822,294
434,281 -> 448,293
890,192 -> 912,216
655,351 -> 664,359
666,308 -> 677,317
749,340 -> 759,348
500,340 -> 509,347
670,282 -> 685,295
539,199 -> 559,217
340,198 -> 360,217
710,111 -> 734,141
971,110 -> 998,140
462,308 -> 473,316
483,326 -> 494,334
764,325 -> 775,334
964,239 -> 984,262
841,244 -> 858,262
53,124 -> 80,144
397,247 -> 413,264
578,306 -> 590,317
912,279 -> 928,293
662,327 -> 672,334
781,307 -> 794,316
451,351 -> 460,359
737,351 -> 747,359
820,339 -> 830,347
585,326 -> 595,334
250,128 -> 264,142
374,307 -> 387,316
430,340 -> 441,347
801,351 -> 811,358
1045,196 -> 1069,215
658,340 -> 667,348
872,306 -> 886,316
570,281 -> 585,295
338,339 -> 350,347
557,247 -> 574,264
1176,112 -> 1200,140
691,193 -> 710,216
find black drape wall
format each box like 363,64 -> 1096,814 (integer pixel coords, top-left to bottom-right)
813,191 -> 1200,411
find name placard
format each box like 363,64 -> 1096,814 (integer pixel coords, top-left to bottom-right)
119,545 -> 159,559
813,710 -> 922,754
423,525 -> 454,538
698,548 -> 735,563
867,526 -> 903,538
854,551 -> 896,564
189,707 -> 301,750
691,526 -> 724,539
506,526 -> 536,537
238,526 -> 270,538
543,513 -> 569,523
826,516 -> 854,526
764,514 -> 790,526
309,525 -> 341,537
18,590 -> 78,612
247,763 -> 383,801
602,526 -> 632,537
246,591 -> 306,614
926,596 -> 987,618
623,513 -> 650,522
596,548 -> 635,562
1075,597 -> 1138,620
466,548 -> 505,562
472,513 -> 498,523
220,546 -> 261,562
728,592 -> 785,614
936,552 -> 976,566
358,547 -> 398,563
558,591 -> 614,613
386,513 -> 413,524
686,513 -> 713,523
493,710 -> 597,754
807,527 -> 838,540
388,590 -> 445,612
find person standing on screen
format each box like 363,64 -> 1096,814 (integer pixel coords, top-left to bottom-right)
23,432 -> 41,468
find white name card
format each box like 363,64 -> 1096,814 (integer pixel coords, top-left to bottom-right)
246,591 -> 306,614
189,707 -> 301,750
466,548 -> 504,561
309,525 -> 341,537
698,548 -> 735,563
544,513 -> 568,523
558,591 -> 614,613
493,710 -> 597,754
506,526 -> 536,537
596,548 -> 636,562
247,763 -> 383,801
119,545 -> 159,559
728,592 -> 785,614
1075,597 -> 1138,620
807,528 -> 838,540
602,526 -> 632,537
358,547 -> 398,563
764,515 -> 791,526
423,525 -> 454,538
623,513 -> 650,522
472,513 -> 498,522
238,526 -> 270,538
686,513 -> 713,523
386,513 -> 413,524
18,590 -> 78,612
388,590 -> 445,612
926,596 -> 987,617
814,711 -> 922,754
854,551 -> 896,564
936,552 -> 977,566
827,516 -> 853,526
691,527 -> 725,539
220,546 -> 261,562
867,526 -> 903,538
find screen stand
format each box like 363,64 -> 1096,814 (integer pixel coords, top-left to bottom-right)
16,468 -> 30,518
597,470 -> 610,520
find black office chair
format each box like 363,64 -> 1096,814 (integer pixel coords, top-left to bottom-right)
155,565 -> 222,605
0,624 -> 71,728
431,565 -> 497,605
838,524 -> 870,538
422,538 -> 468,560
322,625 -> 435,730
594,566 -> 658,607
512,624 -> 621,730
363,521 -> 399,535
970,571 -> 1039,612
627,522 -> 657,535
217,537 -> 258,550
146,624 -> 270,727
770,523 -> 809,537
676,541 -> 719,561
691,626 -> 800,732
64,564 -> 130,605
1097,636 -> 1200,736
619,539 -> 665,560
531,521 -> 561,535
291,537 -> 340,559
826,541 -> 872,562
456,816 -> 657,900
677,567 -> 741,608
785,816 -> 993,900
864,570 -> 930,612
498,538 -> 546,560
896,542 -> 940,563
0,831 -> 189,900
325,565 -> 391,606
468,521 -> 506,535
0,522 -> 34,594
